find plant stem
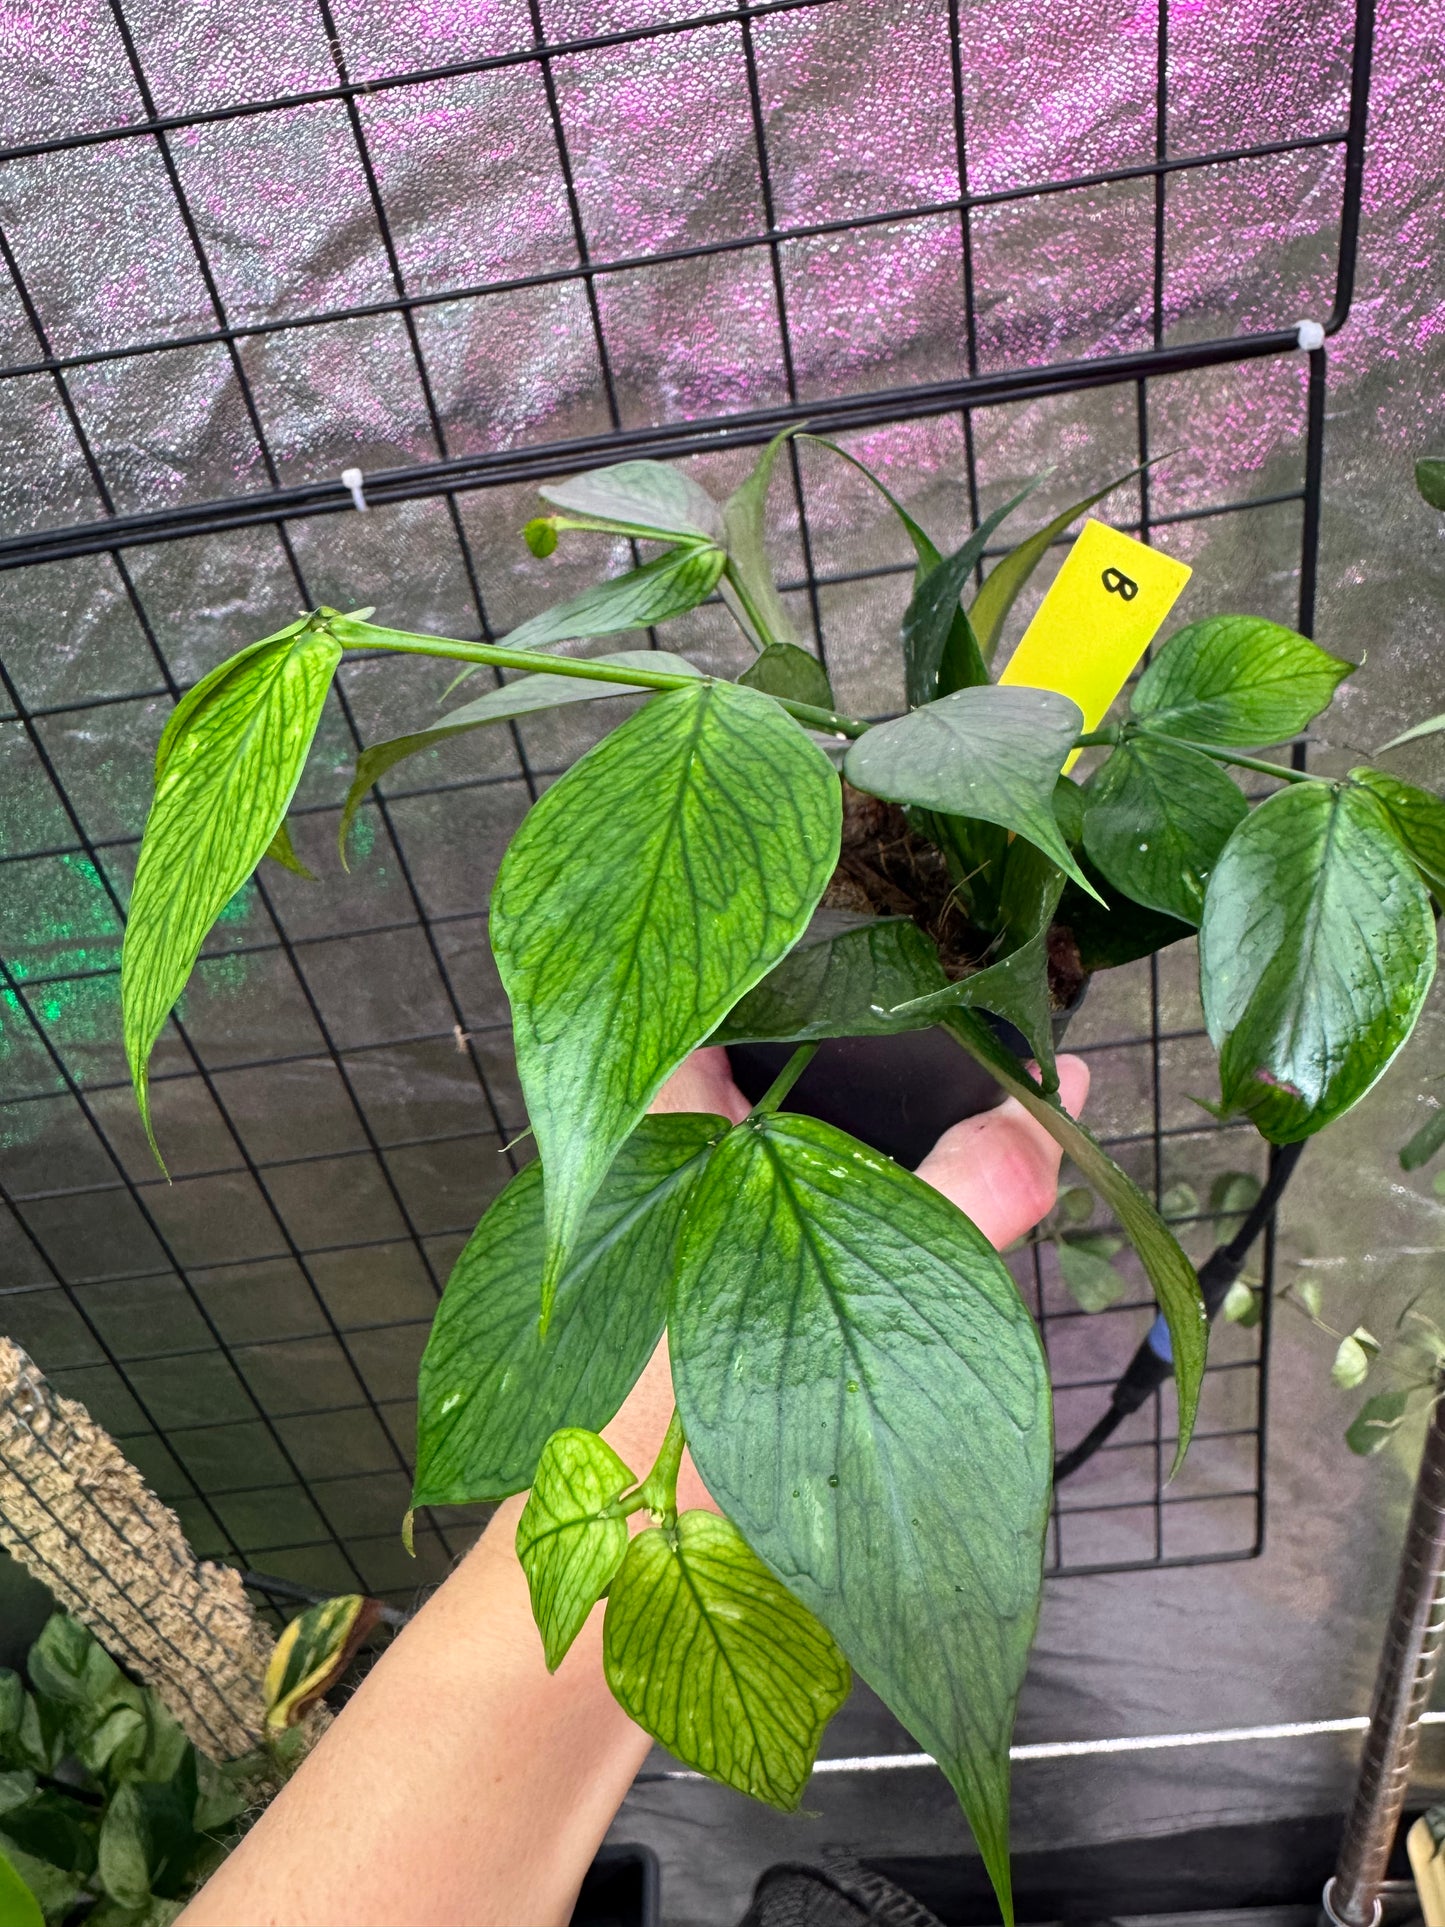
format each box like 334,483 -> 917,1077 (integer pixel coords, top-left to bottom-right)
1073,725 -> 1120,748
719,558 -> 775,656
748,1042 -> 819,1118
635,1409 -> 687,1526
1156,734 -> 1322,785
324,613 -> 869,739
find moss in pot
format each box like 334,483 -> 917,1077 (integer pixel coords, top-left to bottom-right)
115,434 -> 1444,1926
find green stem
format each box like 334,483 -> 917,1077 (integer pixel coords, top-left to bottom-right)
324,613 -> 868,739
748,1042 -> 819,1118
1073,725 -> 1120,748
635,1409 -> 687,1526
719,558 -> 775,656
1154,733 -> 1322,786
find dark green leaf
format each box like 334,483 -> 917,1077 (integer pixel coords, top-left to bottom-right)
801,438 -> 942,570
1417,458 -> 1445,510
902,486 -> 1038,706
940,1007 -> 1206,1463
1200,784 -> 1438,1142
1054,864 -> 1193,972
722,428 -> 801,649
672,1113 -> 1050,1917
845,686 -> 1094,894
969,465 -> 1144,663
0,1795 -> 95,1879
738,644 -> 833,709
1402,1108 -> 1445,1172
715,917 -> 947,1043
1130,616 -> 1353,746
0,1773 -> 33,1820
413,1114 -> 723,1506
1346,1389 -> 1413,1456
99,1764 -> 199,1905
604,1512 -> 851,1810
446,547 -> 726,693
1083,734 -> 1248,924
539,460 -> 723,541
1350,768 -> 1445,895
1056,1238 -> 1127,1312
122,622 -> 341,1155
337,650 -> 700,857
492,680 -> 840,1312
517,1431 -> 634,1671
1378,712 -> 1445,754
0,1849 -> 43,1927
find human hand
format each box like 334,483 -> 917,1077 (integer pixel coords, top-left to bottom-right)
606,1044 -> 1090,1508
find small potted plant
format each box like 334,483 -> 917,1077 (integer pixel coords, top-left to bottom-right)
117,437 -> 1443,1924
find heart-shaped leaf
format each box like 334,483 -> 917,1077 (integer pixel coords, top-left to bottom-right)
845,685 -> 1094,893
671,1113 -> 1051,1920
1130,616 -> 1352,746
122,620 -> 342,1156
940,1007 -> 1206,1462
603,1511 -> 851,1809
338,650 -> 700,856
1200,783 -> 1438,1142
540,460 -> 723,540
1083,734 -> 1248,924
1350,767 -> 1445,895
413,1113 -> 723,1506
517,1431 -> 635,1671
716,917 -> 948,1043
492,680 -> 840,1314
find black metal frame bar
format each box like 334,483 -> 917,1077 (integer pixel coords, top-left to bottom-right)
0,0 -> 1375,1597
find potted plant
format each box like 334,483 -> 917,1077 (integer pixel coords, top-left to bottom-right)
116,436 -> 1443,1924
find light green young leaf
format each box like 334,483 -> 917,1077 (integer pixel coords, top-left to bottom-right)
492,680 -> 840,1316
540,460 -> 723,541
969,465 -> 1144,662
1056,1237 -> 1127,1312
902,485 -> 1039,705
1347,1389 -> 1414,1456
517,1430 -> 635,1671
940,1007 -> 1206,1463
1350,767 -> 1445,895
1056,1186 -> 1094,1227
447,547 -> 726,693
1083,734 -> 1247,924
1159,1183 -> 1199,1222
122,622 -> 341,1155
262,819 -> 314,880
1294,1278 -> 1323,1321
1401,1107 -> 1445,1172
716,917 -> 947,1043
1221,1278 -> 1260,1326
1332,1327 -> 1380,1391
413,1113 -> 723,1507
672,1113 -> 1050,1920
1379,713 -> 1445,754
722,428 -> 801,648
1209,1169 -> 1263,1236
604,1512 -> 850,1810
738,643 -> 833,709
1417,457 -> 1445,510
1200,784 -> 1438,1143
338,650 -> 700,857
1130,616 -> 1353,747
845,685 -> 1095,894
0,1849 -> 43,1927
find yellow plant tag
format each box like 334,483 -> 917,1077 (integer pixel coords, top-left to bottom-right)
997,519 -> 1192,771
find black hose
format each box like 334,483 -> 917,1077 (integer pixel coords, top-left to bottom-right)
1053,1140 -> 1305,1483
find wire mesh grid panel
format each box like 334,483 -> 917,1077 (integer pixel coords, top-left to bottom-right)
0,0 -> 1372,1606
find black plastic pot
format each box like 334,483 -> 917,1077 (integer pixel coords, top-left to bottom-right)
728,997 -> 1083,1171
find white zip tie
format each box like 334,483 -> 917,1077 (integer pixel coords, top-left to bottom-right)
636,1711 -> 1445,1784
1297,318 -> 1326,351
340,465 -> 368,512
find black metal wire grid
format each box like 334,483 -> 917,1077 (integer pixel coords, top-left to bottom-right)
0,0 -> 1374,1607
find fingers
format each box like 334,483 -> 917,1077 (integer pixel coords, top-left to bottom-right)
648,1046 -> 751,1123
914,1053 -> 1090,1251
